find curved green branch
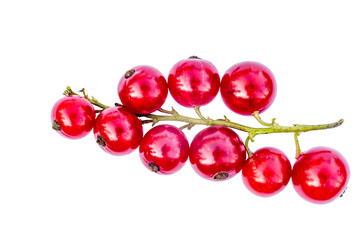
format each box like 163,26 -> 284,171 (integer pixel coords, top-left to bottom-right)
63,86 -> 344,157
145,110 -> 343,136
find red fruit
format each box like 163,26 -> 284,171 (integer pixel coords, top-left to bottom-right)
220,61 -> 276,116
189,126 -> 246,181
51,95 -> 95,139
168,56 -> 220,108
242,147 -> 292,197
139,125 -> 189,174
292,147 -> 350,204
93,107 -> 143,155
118,65 -> 168,114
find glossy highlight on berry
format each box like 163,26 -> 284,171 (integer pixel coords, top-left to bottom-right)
139,124 -> 189,174
221,61 -> 276,116
93,106 -> 143,155
189,126 -> 246,181
292,147 -> 350,204
51,95 -> 95,139
242,147 -> 292,197
168,56 -> 220,108
118,65 -> 168,114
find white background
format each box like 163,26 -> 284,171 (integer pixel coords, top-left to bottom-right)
1,0 -> 359,239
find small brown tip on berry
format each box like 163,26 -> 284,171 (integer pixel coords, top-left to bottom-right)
52,120 -> 61,131
124,69 -> 135,79
340,187 -> 348,197
148,162 -> 160,173
114,102 -> 124,107
96,135 -> 106,147
213,172 -> 229,180
189,56 -> 201,59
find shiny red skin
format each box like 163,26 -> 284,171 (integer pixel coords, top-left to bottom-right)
168,57 -> 220,107
242,147 -> 292,197
51,96 -> 95,139
292,147 -> 350,204
221,61 -> 276,116
139,125 -> 189,174
93,107 -> 143,156
118,65 -> 168,114
189,126 -> 247,181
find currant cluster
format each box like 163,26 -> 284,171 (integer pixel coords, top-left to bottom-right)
51,56 -> 350,204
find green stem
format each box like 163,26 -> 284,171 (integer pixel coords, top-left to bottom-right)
64,86 -> 109,109
252,111 -> 273,127
62,86 -> 344,154
194,106 -> 206,120
146,112 -> 343,136
245,135 -> 254,157
89,97 -> 110,110
294,132 -> 302,159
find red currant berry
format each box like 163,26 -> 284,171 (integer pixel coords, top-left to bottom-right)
242,147 -> 292,197
220,61 -> 276,116
292,147 -> 350,204
118,65 -> 168,114
168,56 -> 220,108
139,125 -> 189,174
51,96 -> 95,139
93,107 -> 143,155
189,126 -> 246,181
